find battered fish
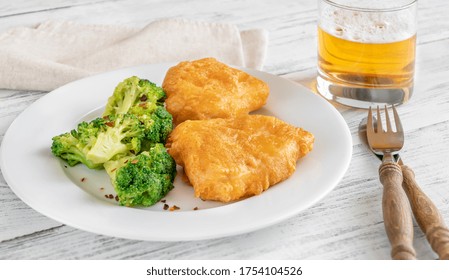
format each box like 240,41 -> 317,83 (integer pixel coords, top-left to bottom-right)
162,58 -> 269,124
166,115 -> 314,202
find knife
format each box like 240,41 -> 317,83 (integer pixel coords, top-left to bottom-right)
359,118 -> 449,260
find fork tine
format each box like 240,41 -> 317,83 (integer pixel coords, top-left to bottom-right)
367,107 -> 375,146
384,105 -> 392,132
392,105 -> 403,133
367,107 -> 374,134
376,106 -> 383,133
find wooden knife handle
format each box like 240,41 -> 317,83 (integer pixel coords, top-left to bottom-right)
402,165 -> 449,260
379,162 -> 416,260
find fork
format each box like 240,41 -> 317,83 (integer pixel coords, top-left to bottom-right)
367,105 -> 416,260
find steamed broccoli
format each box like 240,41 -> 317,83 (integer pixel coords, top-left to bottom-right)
136,106 -> 174,144
51,114 -> 145,168
51,76 -> 177,208
103,76 -> 165,116
51,118 -> 106,169
103,76 -> 173,144
104,144 -> 176,207
86,114 -> 145,164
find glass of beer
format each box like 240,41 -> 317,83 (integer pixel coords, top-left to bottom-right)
317,0 -> 417,108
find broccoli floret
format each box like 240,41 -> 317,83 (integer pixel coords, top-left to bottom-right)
133,106 -> 173,144
103,76 -> 173,144
52,114 -> 145,168
86,114 -> 145,164
104,144 -> 176,207
103,76 -> 166,116
51,118 -> 106,169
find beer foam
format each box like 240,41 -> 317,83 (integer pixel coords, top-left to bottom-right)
319,1 -> 416,43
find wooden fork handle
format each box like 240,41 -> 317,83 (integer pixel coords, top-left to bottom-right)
401,165 -> 449,260
379,162 -> 416,260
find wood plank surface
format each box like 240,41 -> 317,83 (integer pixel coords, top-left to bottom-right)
0,0 -> 448,260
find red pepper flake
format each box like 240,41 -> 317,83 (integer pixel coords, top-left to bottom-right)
124,160 -> 129,164
108,194 -> 114,199
110,168 -> 117,173
138,102 -> 147,108
102,116 -> 110,120
140,94 -> 148,101
115,195 -> 119,202
81,177 -> 86,182
169,205 -> 180,211
104,194 -> 109,198
131,159 -> 139,164
100,187 -> 104,191
105,121 -> 115,127
193,207 -> 199,211
163,204 -> 169,210
160,199 -> 166,203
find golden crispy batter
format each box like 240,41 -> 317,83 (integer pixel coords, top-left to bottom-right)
162,58 -> 269,124
166,115 -> 314,202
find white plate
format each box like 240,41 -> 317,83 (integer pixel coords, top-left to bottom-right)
0,63 -> 352,241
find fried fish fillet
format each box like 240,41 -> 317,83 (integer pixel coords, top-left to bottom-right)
166,115 -> 314,202
162,58 -> 269,124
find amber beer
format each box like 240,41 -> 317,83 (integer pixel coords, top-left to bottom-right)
316,0 -> 417,108
318,27 -> 416,89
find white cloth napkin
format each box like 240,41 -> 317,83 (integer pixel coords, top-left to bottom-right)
0,19 -> 268,91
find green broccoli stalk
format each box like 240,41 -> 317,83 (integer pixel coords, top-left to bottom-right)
104,144 -> 176,207
51,118 -> 106,169
86,114 -> 145,164
51,114 -> 145,168
103,76 -> 173,144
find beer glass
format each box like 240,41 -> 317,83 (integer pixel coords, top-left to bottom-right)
317,0 -> 417,108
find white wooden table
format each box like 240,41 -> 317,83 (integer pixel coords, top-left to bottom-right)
1,0 -> 448,260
